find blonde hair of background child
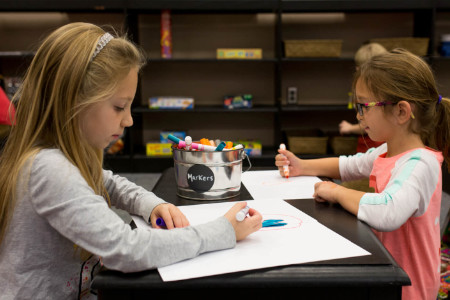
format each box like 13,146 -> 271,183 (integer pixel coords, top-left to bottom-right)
0,22 -> 146,245
354,42 -> 387,67
352,48 -> 450,169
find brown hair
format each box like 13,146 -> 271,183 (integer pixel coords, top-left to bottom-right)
353,48 -> 450,169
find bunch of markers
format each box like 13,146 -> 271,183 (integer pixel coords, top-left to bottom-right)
167,134 -> 243,152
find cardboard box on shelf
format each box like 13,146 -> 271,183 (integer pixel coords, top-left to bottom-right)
160,131 -> 186,143
217,48 -> 262,59
146,142 -> 172,156
149,97 -> 194,109
237,140 -> 262,156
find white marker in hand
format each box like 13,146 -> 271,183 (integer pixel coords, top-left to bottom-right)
236,206 -> 250,221
279,143 -> 290,179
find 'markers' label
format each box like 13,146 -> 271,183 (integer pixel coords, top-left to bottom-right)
187,164 -> 215,192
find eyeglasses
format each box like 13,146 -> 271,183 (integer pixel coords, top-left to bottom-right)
355,101 -> 416,119
355,101 -> 393,116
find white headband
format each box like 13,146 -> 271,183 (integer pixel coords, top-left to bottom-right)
91,32 -> 114,60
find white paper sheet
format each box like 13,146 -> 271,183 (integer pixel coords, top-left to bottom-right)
145,199 -> 370,282
241,170 -> 322,200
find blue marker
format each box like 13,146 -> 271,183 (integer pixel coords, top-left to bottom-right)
167,134 -> 181,144
156,217 -> 166,228
262,219 -> 287,228
215,141 -> 226,151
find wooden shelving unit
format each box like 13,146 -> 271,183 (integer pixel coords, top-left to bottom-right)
1,0 -> 449,174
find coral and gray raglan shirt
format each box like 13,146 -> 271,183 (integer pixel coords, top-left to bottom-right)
340,144 -> 443,300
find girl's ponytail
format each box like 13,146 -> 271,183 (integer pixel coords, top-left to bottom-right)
434,96 -> 450,171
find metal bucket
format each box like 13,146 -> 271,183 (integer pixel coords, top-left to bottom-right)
173,147 -> 251,200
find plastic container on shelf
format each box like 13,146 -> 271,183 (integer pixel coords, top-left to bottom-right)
440,34 -> 450,57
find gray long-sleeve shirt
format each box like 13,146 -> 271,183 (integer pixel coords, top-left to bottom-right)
0,149 -> 236,299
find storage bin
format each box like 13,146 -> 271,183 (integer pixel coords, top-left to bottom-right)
330,136 -> 358,155
172,146 -> 249,200
369,37 -> 429,56
284,39 -> 343,58
286,129 -> 328,154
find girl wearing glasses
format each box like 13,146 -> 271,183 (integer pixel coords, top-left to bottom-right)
276,48 -> 449,300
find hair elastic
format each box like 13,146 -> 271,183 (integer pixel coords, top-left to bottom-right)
91,32 -> 114,60
438,95 -> 443,104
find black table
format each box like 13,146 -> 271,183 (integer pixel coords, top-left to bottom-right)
92,168 -> 410,300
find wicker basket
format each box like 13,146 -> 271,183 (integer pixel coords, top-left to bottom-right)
369,37 -> 429,56
330,136 -> 358,155
286,129 -> 328,154
284,39 -> 343,58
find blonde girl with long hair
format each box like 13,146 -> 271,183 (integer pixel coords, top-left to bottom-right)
0,23 -> 262,299
276,48 -> 449,300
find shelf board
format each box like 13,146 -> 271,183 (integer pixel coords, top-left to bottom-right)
0,0 -> 126,11
281,57 -> 354,62
281,105 -> 350,112
0,51 -> 35,57
281,0 -> 435,12
0,0 -> 437,13
147,58 -> 278,63
133,105 -> 278,113
128,0 -> 278,12
430,55 -> 450,61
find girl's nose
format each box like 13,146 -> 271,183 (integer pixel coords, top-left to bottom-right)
356,112 -> 363,121
122,111 -> 133,127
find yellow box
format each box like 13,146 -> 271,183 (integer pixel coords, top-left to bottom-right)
146,143 -> 172,156
217,48 -> 262,59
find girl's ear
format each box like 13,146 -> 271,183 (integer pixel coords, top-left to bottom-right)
396,101 -> 415,124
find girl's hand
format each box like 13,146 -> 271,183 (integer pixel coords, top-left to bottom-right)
150,203 -> 190,229
275,148 -> 303,178
313,181 -> 363,216
339,120 -> 354,135
224,202 -> 262,241
313,181 -> 341,204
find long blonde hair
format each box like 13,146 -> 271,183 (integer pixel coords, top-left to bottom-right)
0,22 -> 146,245
353,48 -> 450,169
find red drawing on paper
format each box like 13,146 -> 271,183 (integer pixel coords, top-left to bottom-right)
261,178 -> 292,187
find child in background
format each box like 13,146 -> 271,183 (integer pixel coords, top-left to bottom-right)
0,85 -> 15,149
276,49 -> 450,300
0,23 -> 262,299
339,42 -> 387,152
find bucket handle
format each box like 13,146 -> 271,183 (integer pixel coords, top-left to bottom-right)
242,152 -> 252,173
